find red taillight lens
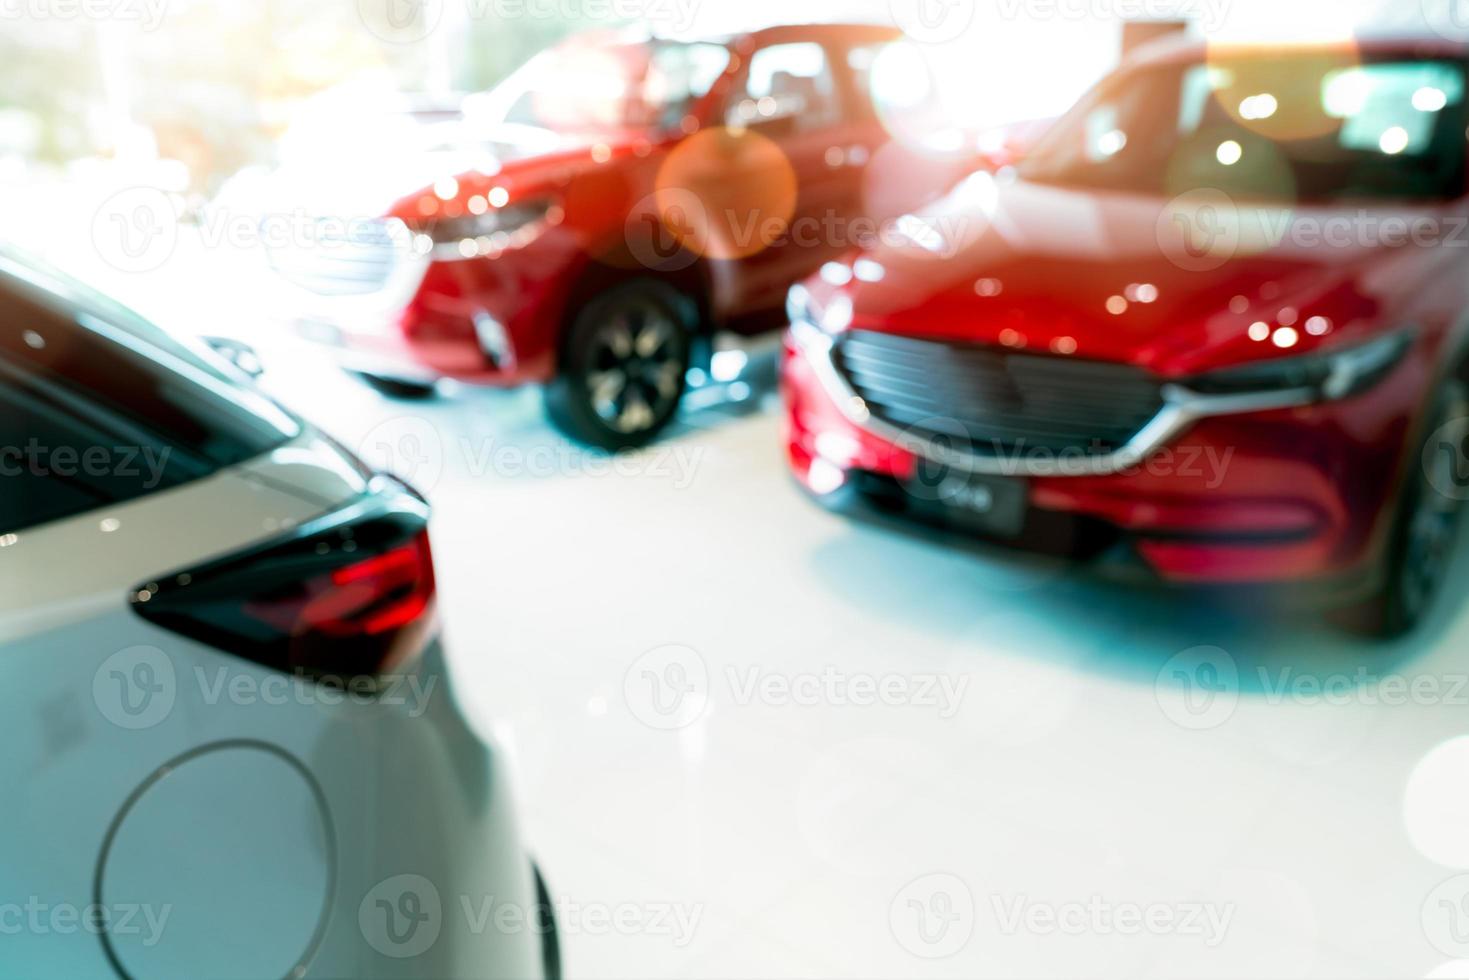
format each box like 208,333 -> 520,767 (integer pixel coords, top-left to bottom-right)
327,536 -> 435,635
242,533 -> 435,639
132,481 -> 437,682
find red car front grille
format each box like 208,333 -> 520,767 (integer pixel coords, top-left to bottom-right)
832,330 -> 1165,456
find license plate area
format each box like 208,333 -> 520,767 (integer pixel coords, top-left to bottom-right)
905,467 -> 1029,539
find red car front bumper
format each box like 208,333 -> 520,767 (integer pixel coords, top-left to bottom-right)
781,326 -> 1425,591
302,228 -> 587,387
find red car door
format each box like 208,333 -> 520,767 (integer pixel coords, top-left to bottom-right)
716,37 -> 861,319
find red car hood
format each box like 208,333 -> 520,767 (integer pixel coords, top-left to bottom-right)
387,128 -> 653,224
842,172 -> 1450,377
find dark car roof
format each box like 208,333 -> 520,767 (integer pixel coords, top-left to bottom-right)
0,247 -> 303,535
742,22 -> 902,43
1125,31 -> 1469,71
664,21 -> 901,48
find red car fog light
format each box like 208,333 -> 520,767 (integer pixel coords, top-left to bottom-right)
807,456 -> 848,495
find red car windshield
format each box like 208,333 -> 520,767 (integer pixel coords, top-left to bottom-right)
491,39 -> 731,135
1019,53 -> 1469,203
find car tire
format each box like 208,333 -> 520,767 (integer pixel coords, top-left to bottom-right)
544,279 -> 693,450
350,369 -> 439,400
533,864 -> 562,980
1350,377 -> 1469,638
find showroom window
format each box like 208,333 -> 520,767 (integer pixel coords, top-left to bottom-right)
728,42 -> 840,133
498,41 -> 730,134
645,42 -> 732,130
846,40 -> 941,123
1322,62 -> 1466,155
1021,56 -> 1469,202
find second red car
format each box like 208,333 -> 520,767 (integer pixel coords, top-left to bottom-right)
293,24 -> 965,449
784,35 -> 1469,635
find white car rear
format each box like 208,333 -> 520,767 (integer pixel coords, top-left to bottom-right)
0,251 -> 556,979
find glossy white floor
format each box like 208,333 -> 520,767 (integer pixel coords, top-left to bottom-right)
230,328 -> 1469,980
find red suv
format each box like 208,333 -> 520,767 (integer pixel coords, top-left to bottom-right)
783,36 -> 1469,635
302,24 -> 963,448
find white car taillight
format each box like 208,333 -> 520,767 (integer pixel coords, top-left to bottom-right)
130,478 -> 437,683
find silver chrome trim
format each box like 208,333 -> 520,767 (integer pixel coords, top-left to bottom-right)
791,318 -> 1317,478
473,311 -> 512,368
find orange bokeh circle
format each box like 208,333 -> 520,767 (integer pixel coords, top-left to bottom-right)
653,127 -> 798,261
1202,40 -> 1363,143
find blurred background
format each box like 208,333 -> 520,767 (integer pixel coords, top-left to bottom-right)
11,2 -> 1469,976
0,0 -> 1451,320
2,0 -> 1451,229
0,0 -> 1450,323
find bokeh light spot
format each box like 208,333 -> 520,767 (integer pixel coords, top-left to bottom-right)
654,127 -> 797,261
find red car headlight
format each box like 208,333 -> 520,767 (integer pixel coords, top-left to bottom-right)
419,198 -> 556,259
787,283 -> 853,335
1184,329 -> 1414,402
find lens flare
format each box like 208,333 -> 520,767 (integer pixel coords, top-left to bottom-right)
1379,126 -> 1410,155
1415,87 -> 1450,112
1405,737 -> 1469,868
654,127 -> 797,261
863,41 -> 958,158
1204,42 -> 1363,142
